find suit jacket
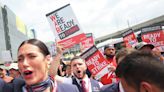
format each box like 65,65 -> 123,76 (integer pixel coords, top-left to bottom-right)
100,82 -> 119,92
57,82 -> 79,92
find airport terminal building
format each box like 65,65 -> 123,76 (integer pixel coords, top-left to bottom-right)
0,4 -> 28,64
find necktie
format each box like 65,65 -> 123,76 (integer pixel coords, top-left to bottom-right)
81,80 -> 88,92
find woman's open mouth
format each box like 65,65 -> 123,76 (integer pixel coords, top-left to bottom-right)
23,70 -> 33,79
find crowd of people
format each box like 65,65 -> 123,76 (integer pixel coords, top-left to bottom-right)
0,38 -> 164,92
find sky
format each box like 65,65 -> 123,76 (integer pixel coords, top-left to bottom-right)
0,0 -> 164,42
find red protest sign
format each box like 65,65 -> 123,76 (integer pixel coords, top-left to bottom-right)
80,46 -> 109,80
58,33 -> 86,49
141,30 -> 164,47
81,33 -> 94,51
85,50 -> 108,75
123,30 -> 138,48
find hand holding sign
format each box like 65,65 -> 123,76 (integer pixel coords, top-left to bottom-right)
56,43 -> 65,55
108,66 -> 116,72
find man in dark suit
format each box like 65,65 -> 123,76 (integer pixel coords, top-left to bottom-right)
55,56 -> 102,92
70,56 -> 102,92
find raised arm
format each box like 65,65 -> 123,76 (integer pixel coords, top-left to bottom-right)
49,45 -> 63,78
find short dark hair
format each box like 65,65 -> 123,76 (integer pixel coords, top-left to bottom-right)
104,45 -> 115,51
116,51 -> 164,90
18,39 -> 50,56
70,56 -> 84,64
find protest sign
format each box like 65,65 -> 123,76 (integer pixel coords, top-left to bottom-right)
81,33 -> 94,51
80,45 -> 109,80
46,4 -> 86,49
122,29 -> 138,48
141,26 -> 164,52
